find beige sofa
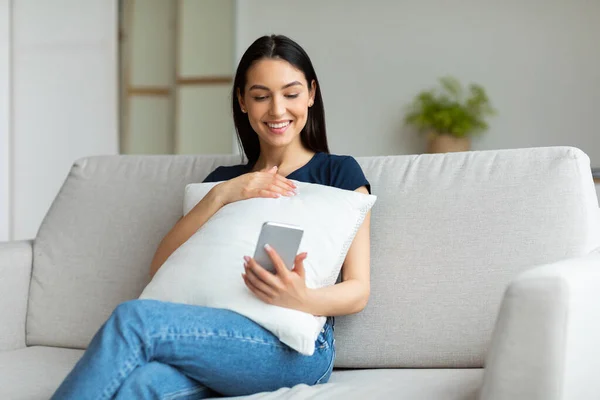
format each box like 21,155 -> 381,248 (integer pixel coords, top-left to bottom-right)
1,146 -> 599,399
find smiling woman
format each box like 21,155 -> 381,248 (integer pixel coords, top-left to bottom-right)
232,36 -> 329,169
245,78 -> 306,135
52,34 -> 372,400
236,59 -> 321,174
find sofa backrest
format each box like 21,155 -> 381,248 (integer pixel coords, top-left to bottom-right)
26,147 -> 600,368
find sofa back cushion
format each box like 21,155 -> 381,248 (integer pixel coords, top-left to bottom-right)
27,155 -> 239,348
27,147 -> 600,368
335,147 -> 599,368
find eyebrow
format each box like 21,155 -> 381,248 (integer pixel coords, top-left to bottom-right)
248,81 -> 303,91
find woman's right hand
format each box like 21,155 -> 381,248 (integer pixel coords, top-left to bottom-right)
214,166 -> 297,206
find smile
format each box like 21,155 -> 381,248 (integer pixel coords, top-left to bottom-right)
264,120 -> 292,135
266,121 -> 291,129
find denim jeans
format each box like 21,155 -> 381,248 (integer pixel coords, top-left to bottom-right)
51,299 -> 335,400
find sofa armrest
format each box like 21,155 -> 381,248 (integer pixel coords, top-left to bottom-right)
0,240 -> 33,351
480,249 -> 600,400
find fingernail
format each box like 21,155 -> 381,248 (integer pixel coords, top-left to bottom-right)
243,256 -> 250,262
243,262 -> 248,269
287,191 -> 296,196
264,244 -> 272,251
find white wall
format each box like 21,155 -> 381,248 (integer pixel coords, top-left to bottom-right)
10,0 -> 119,240
236,0 -> 600,164
0,0 -> 10,242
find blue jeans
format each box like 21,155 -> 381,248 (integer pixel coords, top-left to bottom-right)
51,300 -> 335,399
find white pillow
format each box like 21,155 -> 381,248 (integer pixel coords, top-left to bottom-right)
139,180 -> 376,355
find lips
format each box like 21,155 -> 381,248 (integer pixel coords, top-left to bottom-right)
264,120 -> 292,135
266,121 -> 291,129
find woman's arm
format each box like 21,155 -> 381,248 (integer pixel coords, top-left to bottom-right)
150,167 -> 297,278
149,188 -> 224,278
304,187 -> 371,316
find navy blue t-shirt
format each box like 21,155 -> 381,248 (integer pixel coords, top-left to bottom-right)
203,152 -> 371,193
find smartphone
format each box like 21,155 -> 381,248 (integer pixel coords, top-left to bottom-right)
253,222 -> 304,273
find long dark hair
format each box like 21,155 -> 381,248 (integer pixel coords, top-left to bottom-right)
232,35 -> 329,166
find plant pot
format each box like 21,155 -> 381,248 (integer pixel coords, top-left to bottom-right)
427,133 -> 471,153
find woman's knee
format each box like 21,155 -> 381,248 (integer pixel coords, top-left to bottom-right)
111,299 -> 153,323
102,300 -> 158,338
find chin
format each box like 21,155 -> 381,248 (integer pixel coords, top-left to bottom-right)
259,131 -> 300,147
264,136 -> 296,148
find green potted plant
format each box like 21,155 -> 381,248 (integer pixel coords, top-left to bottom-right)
404,76 -> 496,153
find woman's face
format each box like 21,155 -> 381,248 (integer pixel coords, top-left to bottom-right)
239,58 -> 316,150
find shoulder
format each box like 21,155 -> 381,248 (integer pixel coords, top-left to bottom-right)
320,153 -> 371,193
203,164 -> 250,183
325,154 -> 362,171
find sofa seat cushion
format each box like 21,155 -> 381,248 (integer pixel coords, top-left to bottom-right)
0,346 -> 83,400
0,347 -> 482,399
238,368 -> 483,399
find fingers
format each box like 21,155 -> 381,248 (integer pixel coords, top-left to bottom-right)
244,256 -> 283,289
246,167 -> 297,200
242,273 -> 273,304
293,252 -> 308,279
272,182 -> 296,197
258,189 -> 280,199
271,180 -> 296,196
242,267 -> 277,298
264,244 -> 290,277
261,165 -> 278,174
258,166 -> 297,190
254,177 -> 296,199
260,173 -> 296,193
273,173 -> 297,190
255,186 -> 291,199
257,179 -> 294,197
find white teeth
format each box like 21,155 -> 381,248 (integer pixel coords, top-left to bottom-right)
267,121 -> 290,129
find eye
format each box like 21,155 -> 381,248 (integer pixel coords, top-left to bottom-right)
285,94 -> 299,99
253,96 -> 268,101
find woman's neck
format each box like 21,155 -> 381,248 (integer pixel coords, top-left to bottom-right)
253,142 -> 315,176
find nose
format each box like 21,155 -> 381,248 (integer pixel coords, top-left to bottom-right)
268,95 -> 285,117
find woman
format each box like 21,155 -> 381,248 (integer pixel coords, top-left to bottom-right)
52,34 -> 371,400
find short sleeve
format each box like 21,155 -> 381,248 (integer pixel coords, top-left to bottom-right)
202,166 -> 224,183
202,164 -> 250,183
331,156 -> 371,193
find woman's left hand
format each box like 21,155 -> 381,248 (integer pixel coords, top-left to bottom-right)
242,245 -> 310,312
